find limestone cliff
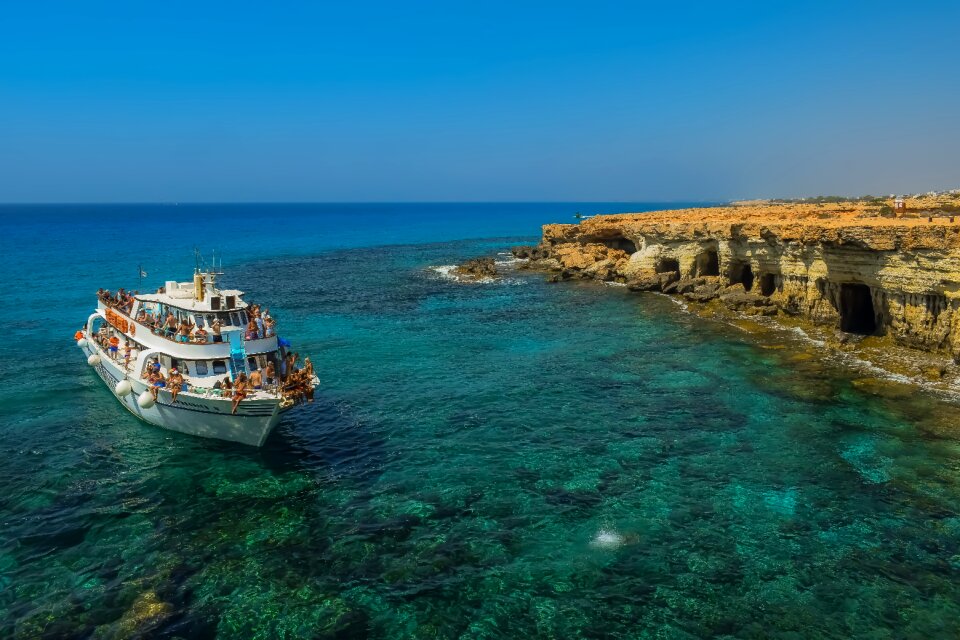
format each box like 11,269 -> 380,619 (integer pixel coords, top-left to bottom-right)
525,196 -> 960,360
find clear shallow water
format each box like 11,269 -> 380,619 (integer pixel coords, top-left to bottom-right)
3,204 -> 960,638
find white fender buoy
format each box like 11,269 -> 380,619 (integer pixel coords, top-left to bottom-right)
87,354 -> 101,366
76,338 -> 87,348
137,391 -> 156,409
115,380 -> 133,397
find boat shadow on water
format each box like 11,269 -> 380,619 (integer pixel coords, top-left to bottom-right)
247,395 -> 390,487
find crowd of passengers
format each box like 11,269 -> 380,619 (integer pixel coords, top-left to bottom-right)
139,350 -> 315,413
99,286 -> 278,344
87,325 -> 137,369
138,303 -> 276,343
97,288 -> 137,315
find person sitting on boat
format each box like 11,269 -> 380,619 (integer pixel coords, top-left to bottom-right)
230,373 -> 248,414
147,365 -> 166,401
136,309 -> 148,324
194,326 -> 209,344
167,368 -> 185,403
211,318 -> 223,343
249,368 -> 263,391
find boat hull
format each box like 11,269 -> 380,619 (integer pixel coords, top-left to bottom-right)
81,342 -> 283,447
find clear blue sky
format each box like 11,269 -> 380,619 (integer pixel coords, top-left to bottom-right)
1,1 -> 958,202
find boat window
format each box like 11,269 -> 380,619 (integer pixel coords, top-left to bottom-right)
212,360 -> 227,375
230,312 -> 241,327
194,314 -> 205,328
247,356 -> 259,371
239,311 -> 248,325
195,361 -> 209,376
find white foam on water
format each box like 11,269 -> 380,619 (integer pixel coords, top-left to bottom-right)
590,528 -> 625,550
426,265 -> 525,286
603,281 -> 628,288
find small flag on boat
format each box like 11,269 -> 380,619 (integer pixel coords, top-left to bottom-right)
139,266 -> 148,278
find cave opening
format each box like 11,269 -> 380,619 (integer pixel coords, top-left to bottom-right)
839,283 -> 876,335
655,257 -> 680,274
759,273 -> 776,297
603,236 -> 637,255
694,249 -> 720,277
728,262 -> 754,291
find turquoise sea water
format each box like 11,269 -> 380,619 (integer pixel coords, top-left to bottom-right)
3,203 -> 960,638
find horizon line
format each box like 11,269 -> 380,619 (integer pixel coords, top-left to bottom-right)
0,199 -> 730,206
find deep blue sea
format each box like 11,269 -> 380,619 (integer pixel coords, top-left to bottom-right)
3,203 -> 960,639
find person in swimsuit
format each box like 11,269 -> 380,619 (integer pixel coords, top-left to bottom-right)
249,369 -> 263,390
108,335 -> 120,359
177,321 -> 191,343
123,343 -> 133,369
167,368 -> 184,403
264,361 -> 276,388
148,367 -> 166,401
211,318 -> 223,343
194,326 -> 208,344
231,373 -> 248,414
163,313 -> 178,339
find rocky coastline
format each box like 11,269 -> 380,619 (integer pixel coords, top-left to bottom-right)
503,193 -> 960,394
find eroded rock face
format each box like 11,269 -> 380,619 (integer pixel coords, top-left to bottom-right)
532,200 -> 960,359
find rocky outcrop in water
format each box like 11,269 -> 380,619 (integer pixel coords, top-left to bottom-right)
455,258 -> 499,280
523,195 -> 960,360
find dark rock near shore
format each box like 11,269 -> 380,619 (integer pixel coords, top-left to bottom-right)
511,245 -> 550,260
627,271 -> 680,292
455,258 -> 498,280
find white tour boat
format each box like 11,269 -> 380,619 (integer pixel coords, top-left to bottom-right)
76,270 -> 318,446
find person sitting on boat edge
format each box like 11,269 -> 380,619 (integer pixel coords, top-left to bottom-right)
146,364 -> 166,401
167,368 -> 185,403
230,373 -> 248,414
194,326 -> 209,344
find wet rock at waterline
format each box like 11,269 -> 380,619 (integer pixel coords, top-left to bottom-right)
454,257 -> 499,280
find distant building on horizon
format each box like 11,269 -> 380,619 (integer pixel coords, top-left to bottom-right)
894,196 -> 906,213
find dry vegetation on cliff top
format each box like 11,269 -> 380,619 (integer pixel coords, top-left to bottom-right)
591,192 -> 960,229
